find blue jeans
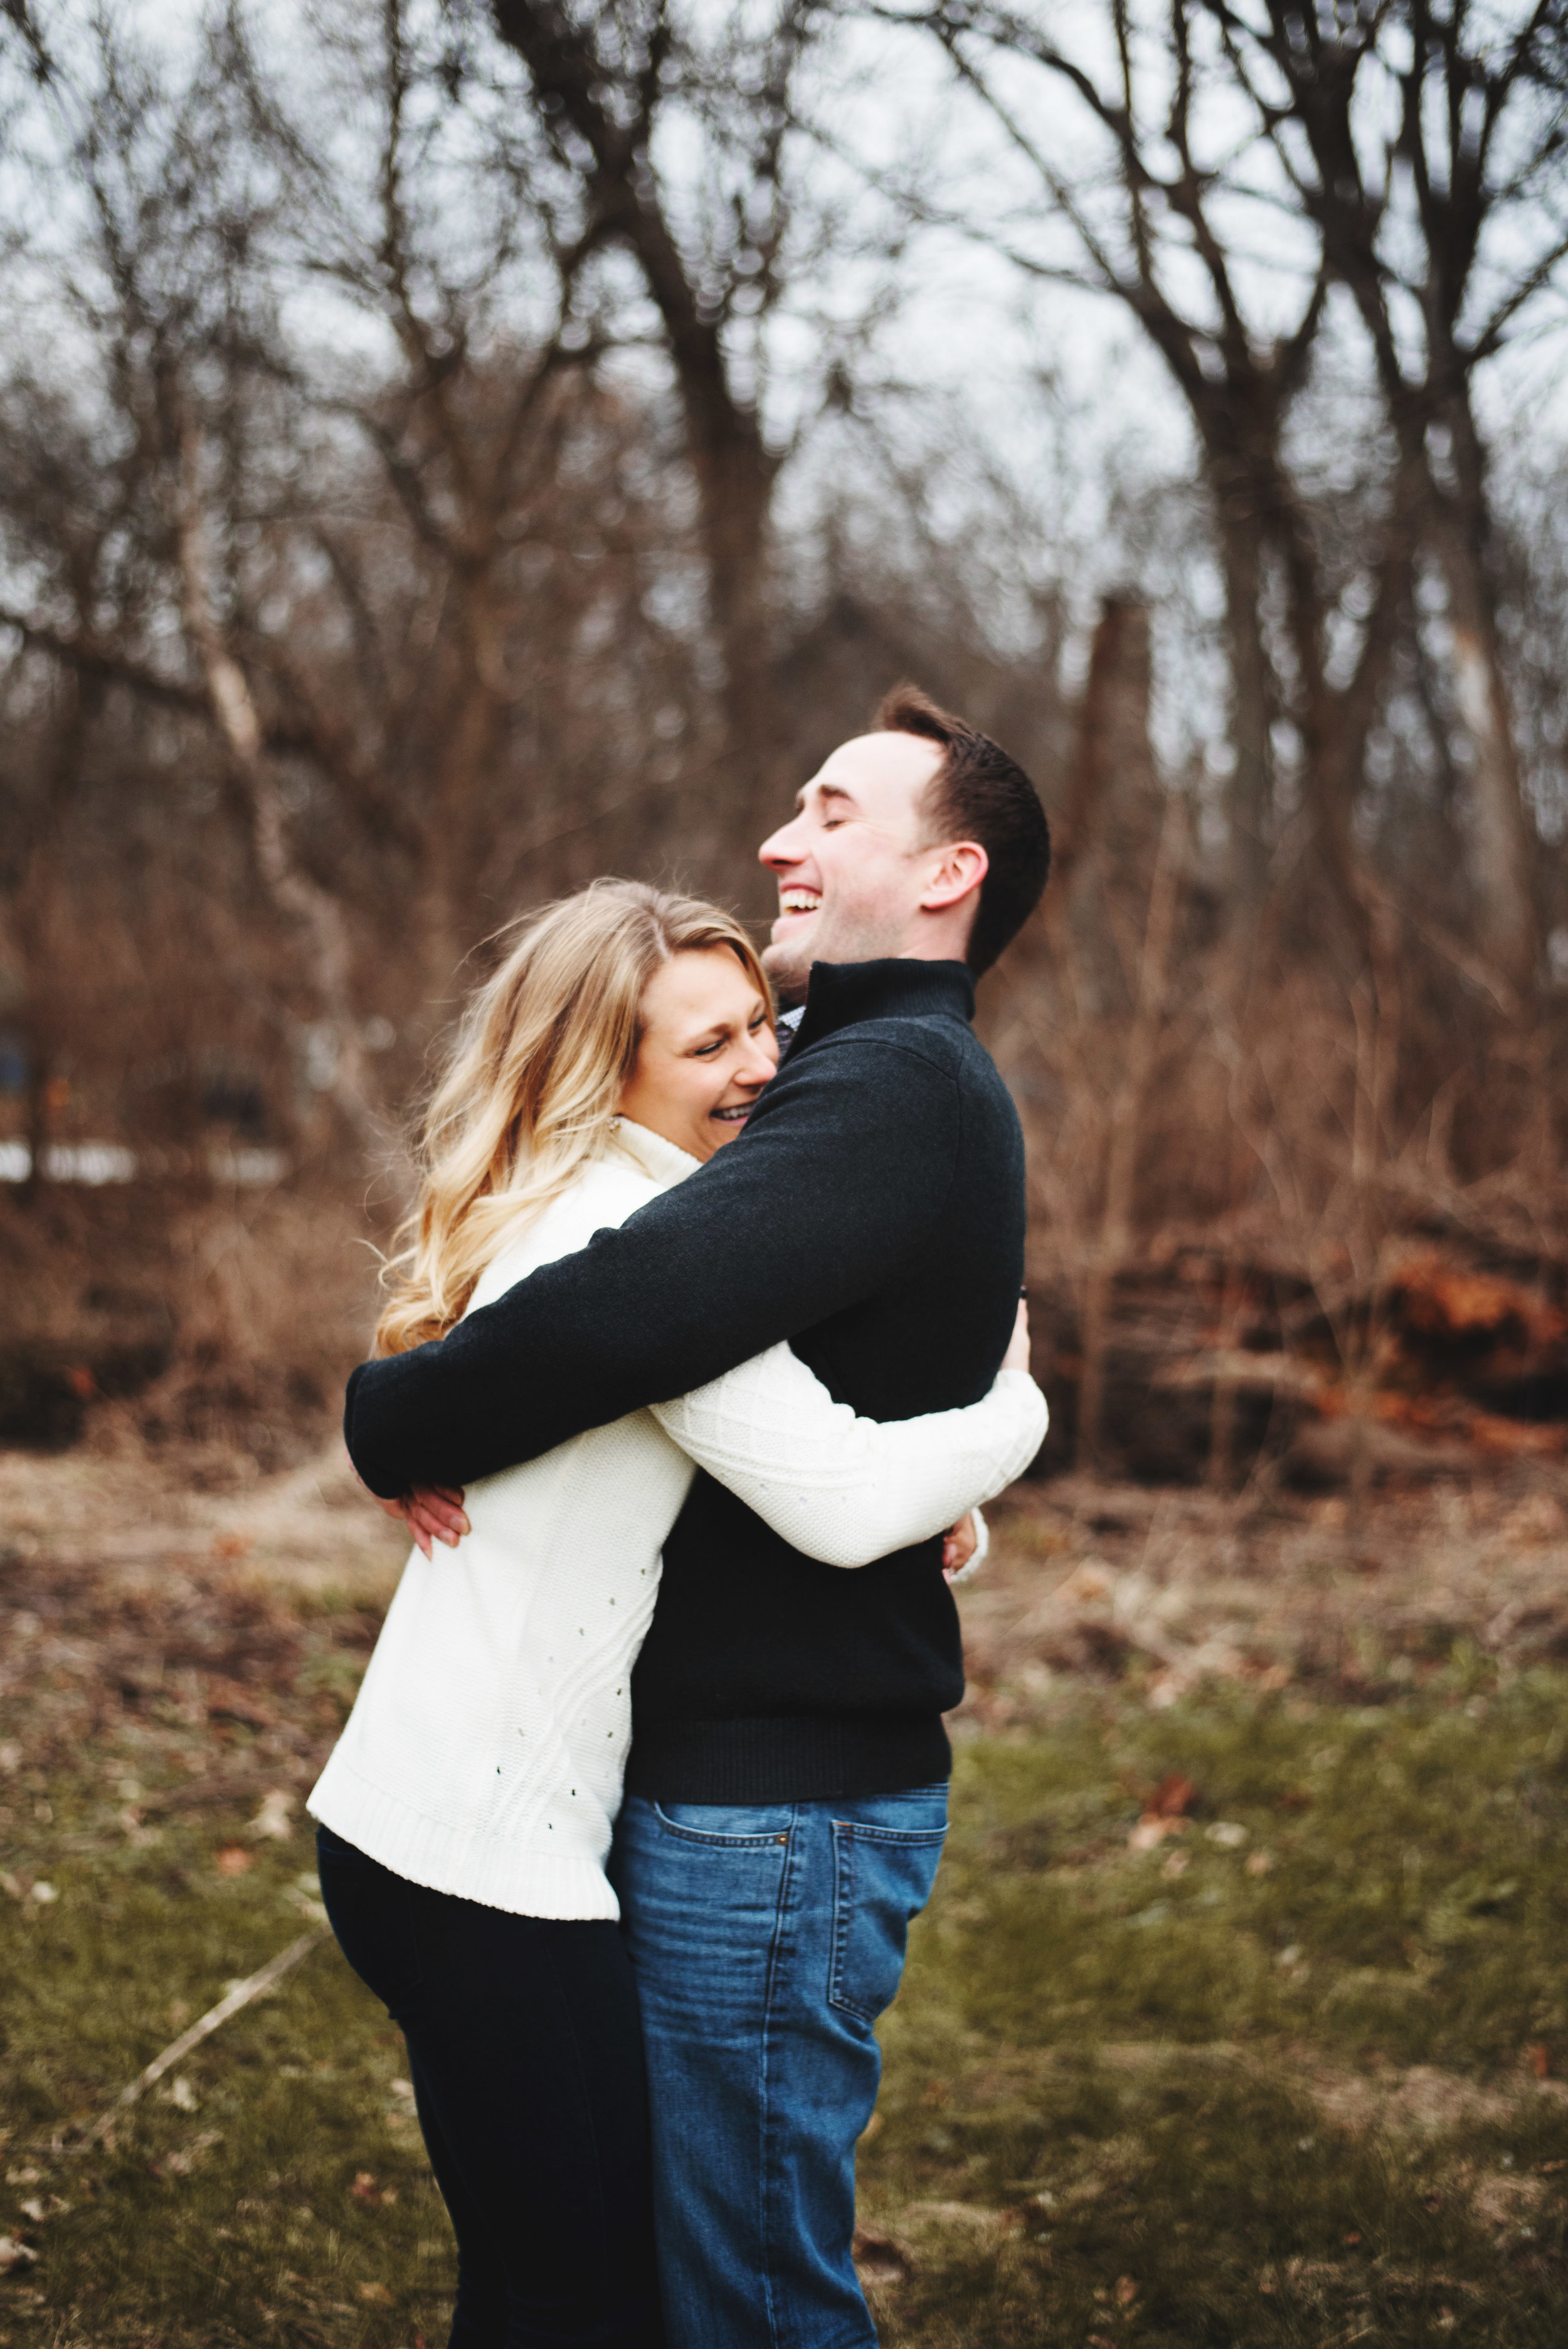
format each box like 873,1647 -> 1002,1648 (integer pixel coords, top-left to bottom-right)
608,1784 -> 948,2349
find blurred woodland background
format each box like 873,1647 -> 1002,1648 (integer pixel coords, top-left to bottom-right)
2,0 -> 1567,1497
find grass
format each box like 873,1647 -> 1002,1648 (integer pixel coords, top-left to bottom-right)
6,1559 -> 1568,2342
859,1672 -> 1568,2344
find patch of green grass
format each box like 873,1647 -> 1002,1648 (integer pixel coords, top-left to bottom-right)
9,1608 -> 1568,2343
858,1674 -> 1568,2342
1,1784 -> 452,2346
921,1675 -> 1568,2064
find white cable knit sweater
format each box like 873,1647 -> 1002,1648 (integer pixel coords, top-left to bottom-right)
309,1120 -> 1046,1919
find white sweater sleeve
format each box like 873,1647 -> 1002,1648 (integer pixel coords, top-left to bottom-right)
650,1346 -> 1048,1568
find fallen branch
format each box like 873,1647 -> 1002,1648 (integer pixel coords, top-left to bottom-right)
142,1763 -> 323,1815
77,1927 -> 331,2145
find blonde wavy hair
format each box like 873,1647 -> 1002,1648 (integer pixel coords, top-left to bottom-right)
376,880 -> 772,1355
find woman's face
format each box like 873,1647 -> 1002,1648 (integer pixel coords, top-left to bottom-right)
618,947 -> 778,1163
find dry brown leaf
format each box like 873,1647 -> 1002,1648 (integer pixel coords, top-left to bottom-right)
206,1680 -> 276,1731
1129,1815 -> 1186,1850
246,1789 -> 295,1841
155,2129 -> 223,2178
1147,1772 -> 1197,1817
851,2227 -> 911,2284
351,2171 -> 396,2205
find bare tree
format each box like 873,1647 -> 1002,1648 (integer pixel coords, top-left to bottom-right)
1207,0 -> 1568,995
0,4 -> 714,1159
487,0 -> 825,868
872,0 -> 1335,914
868,0 -> 1567,983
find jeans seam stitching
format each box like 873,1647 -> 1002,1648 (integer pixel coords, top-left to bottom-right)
829,1820 -> 860,2022
830,1825 -> 947,1845
652,1803 -> 790,1848
758,1805 -> 797,2348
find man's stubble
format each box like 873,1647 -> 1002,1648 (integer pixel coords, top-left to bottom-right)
761,904 -> 914,1007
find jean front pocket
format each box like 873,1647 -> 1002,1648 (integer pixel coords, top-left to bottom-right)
652,1801 -> 795,1848
828,1818 -> 948,2026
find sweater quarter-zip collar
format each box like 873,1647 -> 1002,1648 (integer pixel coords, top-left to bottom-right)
790,958 -> 975,1056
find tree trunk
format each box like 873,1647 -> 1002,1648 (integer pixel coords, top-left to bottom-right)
1213,506 -> 1274,914
9,662 -> 96,1203
175,422 -> 379,1153
1427,400 -> 1536,997
1077,794 -> 1186,1472
1048,597 -> 1156,1014
489,0 -> 781,878
418,561 -> 514,1004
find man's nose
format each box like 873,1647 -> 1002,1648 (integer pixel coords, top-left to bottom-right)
759,814 -> 805,868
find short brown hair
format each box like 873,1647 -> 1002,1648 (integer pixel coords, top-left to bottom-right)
875,683 -> 1051,973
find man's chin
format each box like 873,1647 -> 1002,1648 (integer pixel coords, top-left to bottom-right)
761,932 -> 814,1004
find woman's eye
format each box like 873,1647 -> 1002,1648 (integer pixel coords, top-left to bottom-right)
693,1039 -> 724,1057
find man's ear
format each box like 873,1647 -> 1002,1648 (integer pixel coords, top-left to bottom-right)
918,840 -> 988,913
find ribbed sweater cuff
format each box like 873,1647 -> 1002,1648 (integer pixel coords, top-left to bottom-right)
622,1712 -> 951,1805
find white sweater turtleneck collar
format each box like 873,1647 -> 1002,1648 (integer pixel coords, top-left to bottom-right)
607,1118 -> 704,1188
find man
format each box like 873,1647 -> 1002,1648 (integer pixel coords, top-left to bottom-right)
346,684 -> 1050,2345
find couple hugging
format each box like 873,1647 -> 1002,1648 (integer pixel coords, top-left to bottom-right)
317,684 -> 1053,2347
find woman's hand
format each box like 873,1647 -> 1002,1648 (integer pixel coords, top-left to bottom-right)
346,1447 -> 469,1559
942,1513 -> 979,1578
395,1485 -> 470,1558
939,1307 -> 1029,1577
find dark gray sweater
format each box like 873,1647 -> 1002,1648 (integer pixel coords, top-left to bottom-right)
344,958 -> 1028,1800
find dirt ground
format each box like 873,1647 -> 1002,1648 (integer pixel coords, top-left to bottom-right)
6,1438 -> 1566,1695
956,1461 -> 1568,1723
0,1440 -> 408,1601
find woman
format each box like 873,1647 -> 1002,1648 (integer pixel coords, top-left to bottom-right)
310,881 -> 1045,2349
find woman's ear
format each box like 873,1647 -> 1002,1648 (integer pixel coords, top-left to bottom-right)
918,839 -> 988,912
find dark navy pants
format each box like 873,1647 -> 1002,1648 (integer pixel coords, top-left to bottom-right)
316,1825 -> 664,2349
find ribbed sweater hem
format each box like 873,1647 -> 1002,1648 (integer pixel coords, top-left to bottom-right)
307,1752 -> 620,1921
622,1711 -> 952,1804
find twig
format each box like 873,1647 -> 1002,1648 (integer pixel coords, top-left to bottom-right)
142,1764 -> 323,1815
77,1927 -> 331,2146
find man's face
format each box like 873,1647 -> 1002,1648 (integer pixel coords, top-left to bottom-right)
758,731 -> 946,1002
